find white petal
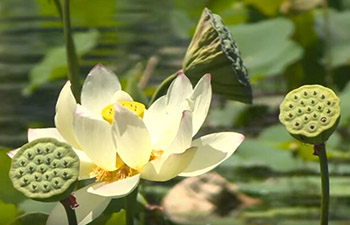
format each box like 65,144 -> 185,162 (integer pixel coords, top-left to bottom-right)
165,110 -> 193,155
190,74 -> 212,136
112,104 -> 152,170
81,64 -> 121,115
114,90 -> 133,102
166,72 -> 193,114
141,147 -> 197,182
28,128 -> 65,142
54,81 -> 81,149
73,105 -> 117,171
46,185 -> 111,225
180,132 -> 245,177
7,148 -> 20,158
87,174 -> 140,198
74,150 -> 96,180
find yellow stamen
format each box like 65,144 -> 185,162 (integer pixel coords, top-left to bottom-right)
101,101 -> 146,124
150,150 -> 164,161
91,164 -> 137,183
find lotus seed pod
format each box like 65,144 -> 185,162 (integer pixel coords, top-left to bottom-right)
279,85 -> 340,145
182,8 -> 252,104
9,138 -> 80,202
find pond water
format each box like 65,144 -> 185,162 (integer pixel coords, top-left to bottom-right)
0,0 -> 187,148
1,1 -> 350,225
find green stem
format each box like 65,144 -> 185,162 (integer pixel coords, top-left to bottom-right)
52,0 -> 63,20
314,143 -> 330,225
149,72 -> 178,106
62,0 -> 81,103
322,0 -> 334,87
60,197 -> 78,225
124,186 -> 139,225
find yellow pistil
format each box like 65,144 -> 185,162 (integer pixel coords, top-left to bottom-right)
101,101 -> 146,124
101,104 -> 114,124
119,101 -> 146,118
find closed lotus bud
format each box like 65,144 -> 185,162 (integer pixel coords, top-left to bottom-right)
182,8 -> 252,104
9,138 -> 80,202
279,85 -> 340,145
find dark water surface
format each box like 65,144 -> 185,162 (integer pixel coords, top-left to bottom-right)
0,0 -> 186,148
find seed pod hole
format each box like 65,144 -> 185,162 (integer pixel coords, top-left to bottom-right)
313,91 -> 317,96
321,117 -> 327,123
321,94 -> 325,99
303,91 -> 308,96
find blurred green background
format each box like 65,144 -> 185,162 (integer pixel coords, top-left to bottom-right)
1,0 -> 350,224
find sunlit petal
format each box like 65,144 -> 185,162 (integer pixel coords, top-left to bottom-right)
165,110 -> 193,155
74,150 -> 96,180
180,132 -> 245,177
190,73 -> 212,135
114,90 -> 133,102
112,104 -> 152,170
27,128 -> 65,142
141,147 -> 197,181
46,185 -> 111,225
87,174 -> 141,198
81,64 -> 121,115
7,148 -> 20,158
166,72 -> 193,113
54,81 -> 81,149
73,105 -> 117,171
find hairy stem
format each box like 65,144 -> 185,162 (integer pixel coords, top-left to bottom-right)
314,143 -> 330,225
62,0 -> 81,103
124,187 -> 139,225
60,196 -> 78,225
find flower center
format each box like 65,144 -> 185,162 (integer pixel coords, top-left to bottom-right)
91,164 -> 137,183
150,150 -> 164,161
101,101 -> 146,124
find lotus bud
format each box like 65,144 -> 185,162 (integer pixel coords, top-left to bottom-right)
9,138 -> 80,202
182,8 -> 252,104
279,85 -> 340,145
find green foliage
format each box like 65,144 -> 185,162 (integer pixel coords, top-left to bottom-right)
25,30 -> 99,93
0,200 -> 17,225
229,18 -> 303,81
315,10 -> 350,68
105,210 -> 126,225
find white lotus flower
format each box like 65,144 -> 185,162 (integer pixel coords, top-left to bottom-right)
9,65 -> 245,225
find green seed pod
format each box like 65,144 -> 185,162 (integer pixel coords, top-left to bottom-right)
279,85 -> 340,145
9,138 -> 80,202
182,8 -> 252,104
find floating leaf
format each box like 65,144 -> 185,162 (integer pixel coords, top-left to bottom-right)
182,8 -> 252,104
229,18 -> 303,81
244,0 -> 285,16
25,29 -> 99,93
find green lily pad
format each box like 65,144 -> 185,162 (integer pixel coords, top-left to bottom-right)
25,29 -> 99,94
229,18 -> 303,81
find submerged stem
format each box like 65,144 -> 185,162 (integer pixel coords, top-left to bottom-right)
62,0 -> 81,103
124,186 -> 139,225
314,143 -> 329,225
